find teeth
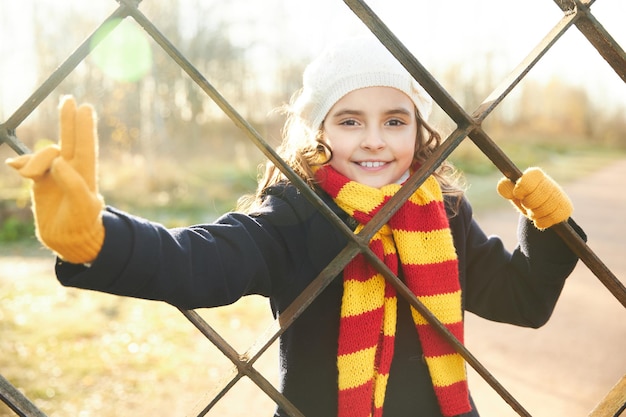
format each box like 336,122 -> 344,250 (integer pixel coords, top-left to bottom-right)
360,161 -> 385,168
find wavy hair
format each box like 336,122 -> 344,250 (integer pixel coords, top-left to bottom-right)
237,102 -> 464,214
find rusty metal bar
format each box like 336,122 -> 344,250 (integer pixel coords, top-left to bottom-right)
177,309 -> 305,417
553,223 -> 626,305
171,0 -> 626,413
0,5 -> 131,156
1,6 -> 131,151
119,0 -> 357,246
355,132 -> 537,417
242,129 -> 470,365
344,0 -> 626,415
468,117 -> 626,309
196,241 -> 363,416
569,0 -> 626,84
0,127 -> 30,155
472,2 -> 626,307
0,0 -> 623,416
343,0 -> 471,126
346,0 -> 626,311
191,367 -> 241,417
341,2 -> 532,415
474,10 -> 577,122
200,128 -> 474,415
0,374 -> 48,417
588,375 -> 626,417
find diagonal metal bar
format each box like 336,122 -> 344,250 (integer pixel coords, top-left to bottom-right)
348,129 -> 538,417
588,374 -> 626,417
342,2 -> 533,416
174,0 -> 624,413
177,309 -> 305,417
0,0 -> 624,416
242,127 -> 468,359
344,0 -> 473,126
165,0 -> 556,415
346,0 -> 626,310
469,108 -> 626,309
1,6 -> 132,150
119,0 -> 357,245
200,240 -> 363,416
189,366 -> 243,417
0,5 -> 132,156
346,0 -> 626,414
474,10 -> 578,122
569,0 -> 626,83
0,374 -> 48,417
0,127 -> 30,155
198,129 -> 471,415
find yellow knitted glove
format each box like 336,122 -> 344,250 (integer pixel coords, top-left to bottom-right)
497,167 -> 573,230
6,96 -> 105,263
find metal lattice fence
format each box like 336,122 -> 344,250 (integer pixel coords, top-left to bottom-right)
1,0 -> 625,416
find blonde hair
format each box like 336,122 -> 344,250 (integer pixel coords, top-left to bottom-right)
237,100 -> 464,213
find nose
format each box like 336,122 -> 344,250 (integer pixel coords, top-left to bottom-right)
360,126 -> 386,150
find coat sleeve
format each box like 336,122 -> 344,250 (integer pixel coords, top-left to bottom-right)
55,193 -> 307,310
455,198 -> 586,328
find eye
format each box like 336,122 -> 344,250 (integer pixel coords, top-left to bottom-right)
339,119 -> 359,126
386,118 -> 406,127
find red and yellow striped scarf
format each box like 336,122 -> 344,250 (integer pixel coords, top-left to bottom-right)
316,165 -> 471,417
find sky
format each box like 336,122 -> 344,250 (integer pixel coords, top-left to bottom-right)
225,0 -> 626,107
1,0 -> 625,120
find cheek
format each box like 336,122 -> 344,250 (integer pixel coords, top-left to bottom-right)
406,130 -> 419,155
395,135 -> 417,155
323,131 -> 346,157
321,130 -> 333,149
321,131 -> 332,148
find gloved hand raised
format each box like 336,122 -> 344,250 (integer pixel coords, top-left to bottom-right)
497,167 -> 573,230
6,96 -> 105,264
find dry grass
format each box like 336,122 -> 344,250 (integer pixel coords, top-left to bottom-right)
0,245 -> 278,417
1,146 -> 624,416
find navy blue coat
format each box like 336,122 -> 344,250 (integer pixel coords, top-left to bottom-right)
56,183 -> 583,416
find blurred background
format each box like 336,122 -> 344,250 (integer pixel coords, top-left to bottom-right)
0,0 -> 625,416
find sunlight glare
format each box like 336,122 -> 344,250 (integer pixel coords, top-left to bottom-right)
89,18 -> 153,83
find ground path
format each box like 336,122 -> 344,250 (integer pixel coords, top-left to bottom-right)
1,159 -> 624,417
466,158 -> 626,416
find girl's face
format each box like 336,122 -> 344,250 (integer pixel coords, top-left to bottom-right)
322,86 -> 418,189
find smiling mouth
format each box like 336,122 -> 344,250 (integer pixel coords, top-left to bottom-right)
358,161 -> 387,168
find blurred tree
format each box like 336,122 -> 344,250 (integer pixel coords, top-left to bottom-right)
19,0 -> 626,160
29,0 -> 249,148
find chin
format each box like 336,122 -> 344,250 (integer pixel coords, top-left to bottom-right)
361,180 -> 389,189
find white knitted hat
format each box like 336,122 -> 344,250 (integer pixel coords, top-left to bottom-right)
292,36 -> 433,131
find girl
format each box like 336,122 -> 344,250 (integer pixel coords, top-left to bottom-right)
7,37 -> 583,417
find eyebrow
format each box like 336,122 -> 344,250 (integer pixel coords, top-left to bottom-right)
329,107 -> 414,118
